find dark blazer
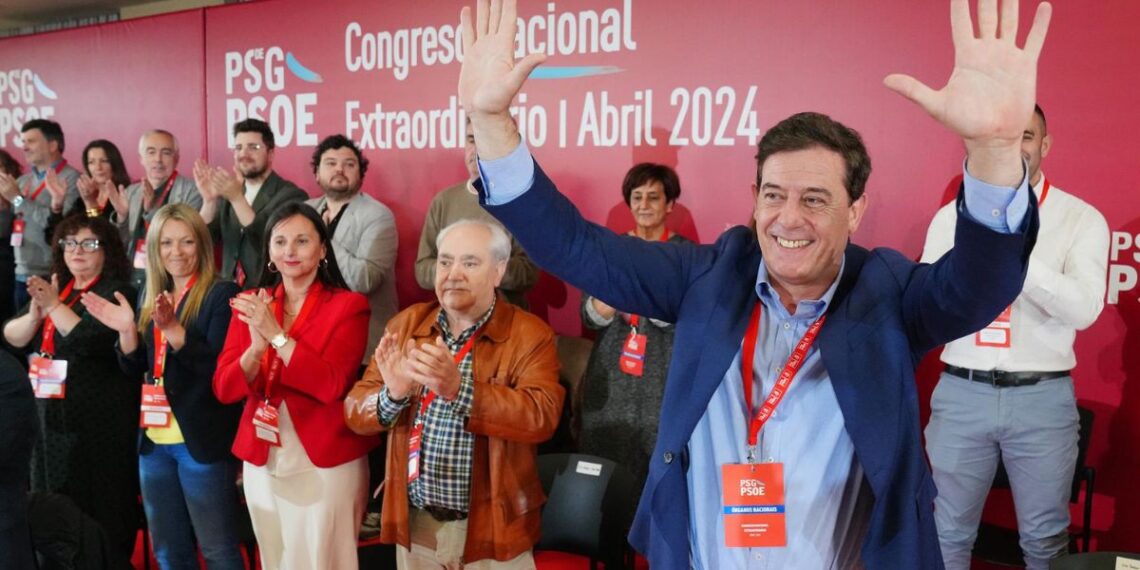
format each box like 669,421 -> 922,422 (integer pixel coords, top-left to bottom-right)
483,163 -> 1038,570
0,349 -> 37,569
213,283 -> 377,468
118,280 -> 242,464
209,171 -> 307,288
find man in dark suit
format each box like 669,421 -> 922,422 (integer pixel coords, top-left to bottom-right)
457,0 -> 1050,568
196,118 -> 307,288
0,349 -> 38,569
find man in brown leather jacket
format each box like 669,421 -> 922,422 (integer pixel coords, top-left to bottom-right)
345,219 -> 563,568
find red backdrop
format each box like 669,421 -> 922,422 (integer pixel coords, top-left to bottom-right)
3,0 -> 1139,552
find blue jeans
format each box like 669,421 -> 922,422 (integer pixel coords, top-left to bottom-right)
139,443 -> 245,570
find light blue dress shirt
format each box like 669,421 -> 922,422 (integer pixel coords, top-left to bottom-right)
479,140 -> 1029,568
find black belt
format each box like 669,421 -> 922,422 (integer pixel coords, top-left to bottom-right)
421,505 -> 468,522
944,364 -> 1070,388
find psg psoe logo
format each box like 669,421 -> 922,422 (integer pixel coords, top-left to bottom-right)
0,69 -> 59,148
224,47 -> 322,148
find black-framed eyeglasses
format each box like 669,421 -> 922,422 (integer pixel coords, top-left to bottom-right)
59,238 -> 101,252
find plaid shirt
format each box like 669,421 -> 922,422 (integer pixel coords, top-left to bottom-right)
377,301 -> 495,512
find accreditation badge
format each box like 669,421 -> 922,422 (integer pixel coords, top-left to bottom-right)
29,355 -> 67,399
139,384 -> 173,427
252,400 -> 281,446
619,331 -> 647,377
722,462 -> 787,548
975,305 -> 1012,348
10,218 -> 25,247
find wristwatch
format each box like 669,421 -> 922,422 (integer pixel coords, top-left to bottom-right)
269,333 -> 289,349
12,195 -> 23,208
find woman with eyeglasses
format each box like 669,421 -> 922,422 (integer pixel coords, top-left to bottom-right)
82,204 -> 244,570
214,202 -> 374,569
2,214 -> 139,567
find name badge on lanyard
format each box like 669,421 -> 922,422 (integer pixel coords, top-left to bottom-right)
29,355 -> 68,399
722,302 -> 825,549
251,282 -> 321,446
133,240 -> 148,269
140,384 -> 173,427
975,305 -> 1012,348
407,329 -> 481,483
619,314 -> 647,377
10,218 -> 25,247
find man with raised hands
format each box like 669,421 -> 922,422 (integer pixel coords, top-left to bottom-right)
458,0 -> 1051,568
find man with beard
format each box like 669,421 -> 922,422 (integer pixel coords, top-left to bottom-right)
196,118 -> 306,288
308,134 -> 400,542
117,130 -> 205,288
306,134 -> 399,362
0,119 -> 80,309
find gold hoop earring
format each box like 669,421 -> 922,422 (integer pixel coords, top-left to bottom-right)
267,261 -> 279,273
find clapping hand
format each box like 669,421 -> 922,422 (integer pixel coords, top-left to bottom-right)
231,288 -> 280,352
210,166 -> 244,201
27,275 -> 61,313
80,290 -> 137,334
45,169 -> 67,213
193,159 -> 216,200
104,180 -> 129,219
0,171 -> 19,202
77,174 -> 101,209
152,292 -> 178,331
406,337 -> 463,400
373,331 -> 417,400
140,177 -> 156,212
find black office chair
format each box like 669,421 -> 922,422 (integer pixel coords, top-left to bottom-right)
973,405 -> 1096,565
535,453 -> 637,570
1049,552 -> 1140,570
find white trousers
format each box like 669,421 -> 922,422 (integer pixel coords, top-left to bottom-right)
242,456 -> 368,570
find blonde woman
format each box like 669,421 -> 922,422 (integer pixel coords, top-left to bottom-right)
82,203 -> 244,570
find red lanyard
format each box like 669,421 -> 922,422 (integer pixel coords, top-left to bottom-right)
26,160 -> 69,202
1038,178 -> 1051,207
627,228 -> 670,331
151,274 -> 199,384
259,282 -> 322,400
153,171 -> 178,211
410,325 -> 483,431
739,302 -> 826,454
40,275 -> 101,356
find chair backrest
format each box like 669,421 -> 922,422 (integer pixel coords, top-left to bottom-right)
536,452 -> 636,566
540,335 -> 594,454
991,405 -> 1094,504
1049,551 -> 1140,570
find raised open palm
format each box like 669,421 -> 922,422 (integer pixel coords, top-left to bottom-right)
885,0 -> 1052,147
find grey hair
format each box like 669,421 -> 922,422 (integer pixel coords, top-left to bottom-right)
436,218 -> 511,264
138,129 -> 180,155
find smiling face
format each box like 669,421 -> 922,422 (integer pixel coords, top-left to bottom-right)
86,146 -> 113,184
434,224 -> 506,321
158,219 -> 199,281
268,214 -> 326,281
140,132 -> 178,186
1021,111 -> 1051,186
628,180 -> 673,235
63,227 -> 106,282
753,146 -> 866,305
21,128 -> 53,168
233,131 -> 272,180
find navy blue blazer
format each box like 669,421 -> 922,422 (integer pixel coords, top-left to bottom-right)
118,280 -> 242,464
484,163 -> 1038,570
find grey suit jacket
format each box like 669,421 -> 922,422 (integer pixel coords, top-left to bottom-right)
210,170 -> 307,288
307,192 -> 398,361
113,173 -> 203,246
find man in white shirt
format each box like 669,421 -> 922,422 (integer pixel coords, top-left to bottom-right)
920,104 -> 1110,570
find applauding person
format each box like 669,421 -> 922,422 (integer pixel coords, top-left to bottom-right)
83,204 -> 244,570
213,203 -> 375,570
2,215 -> 138,567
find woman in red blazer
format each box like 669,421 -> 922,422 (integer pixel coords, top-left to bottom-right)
213,202 -> 376,570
